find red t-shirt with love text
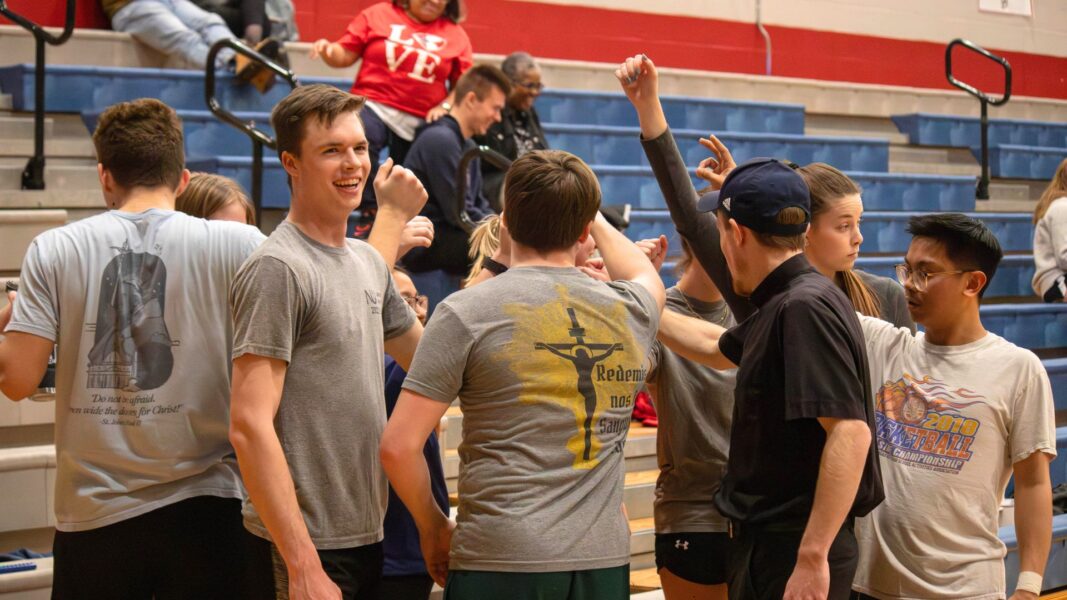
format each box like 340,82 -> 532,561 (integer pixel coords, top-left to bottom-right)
337,2 -> 473,118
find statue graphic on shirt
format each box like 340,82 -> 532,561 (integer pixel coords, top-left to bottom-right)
87,240 -> 174,392
535,308 -> 623,462
502,284 -> 647,470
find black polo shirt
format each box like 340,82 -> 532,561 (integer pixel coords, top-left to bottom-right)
715,254 -> 884,526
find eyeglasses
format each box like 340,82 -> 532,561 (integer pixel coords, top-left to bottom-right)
894,264 -> 966,292
402,294 -> 428,311
513,80 -> 544,92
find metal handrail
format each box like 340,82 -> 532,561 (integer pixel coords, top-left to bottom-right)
205,38 -> 299,227
455,145 -> 511,233
945,39 -> 1012,200
0,0 -> 77,190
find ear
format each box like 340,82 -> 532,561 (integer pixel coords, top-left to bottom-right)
728,217 -> 744,246
97,163 -> 110,192
461,91 -> 478,108
174,169 -> 191,197
962,270 -> 988,299
577,221 -> 592,244
281,151 -> 300,181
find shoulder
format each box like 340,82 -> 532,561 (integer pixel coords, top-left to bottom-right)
986,333 -> 1044,371
362,2 -> 395,18
413,119 -> 458,146
1044,197 -> 1067,220
346,238 -> 390,273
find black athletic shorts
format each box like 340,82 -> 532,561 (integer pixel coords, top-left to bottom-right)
654,532 -> 731,585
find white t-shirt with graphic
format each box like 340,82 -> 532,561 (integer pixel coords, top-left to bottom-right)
6,209 -> 264,532
853,316 -> 1056,600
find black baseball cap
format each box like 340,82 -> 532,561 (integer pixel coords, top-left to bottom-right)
697,158 -> 811,236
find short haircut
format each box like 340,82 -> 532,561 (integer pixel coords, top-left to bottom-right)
92,98 -> 185,190
452,64 -> 511,104
718,207 -> 808,251
176,172 -> 255,225
503,150 -> 601,252
501,51 -> 537,81
271,84 -> 365,160
907,213 -> 1003,298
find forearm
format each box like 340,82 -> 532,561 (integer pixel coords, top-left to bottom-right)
632,96 -> 668,141
1014,473 -> 1053,576
799,420 -> 871,559
367,207 -> 410,269
656,310 -> 731,369
381,445 -> 449,534
590,216 -> 665,309
323,43 -> 357,68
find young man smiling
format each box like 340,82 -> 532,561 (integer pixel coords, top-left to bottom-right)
228,84 -> 428,600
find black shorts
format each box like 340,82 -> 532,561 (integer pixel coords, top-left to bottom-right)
654,532 -> 731,585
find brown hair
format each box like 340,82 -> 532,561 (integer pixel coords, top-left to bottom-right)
176,172 -> 255,225
503,150 -> 601,252
452,64 -> 511,106
463,214 -> 502,287
271,84 -> 365,160
1033,158 -> 1067,224
392,0 -> 466,23
92,98 -> 185,190
749,207 -> 809,251
798,162 -> 881,318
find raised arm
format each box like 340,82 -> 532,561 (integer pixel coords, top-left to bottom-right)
590,212 -> 666,312
367,158 -> 429,269
656,309 -> 735,370
615,54 -> 753,320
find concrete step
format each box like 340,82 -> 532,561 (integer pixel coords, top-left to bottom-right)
0,209 -> 67,270
889,145 -> 980,176
0,93 -> 12,110
0,189 -> 103,210
0,555 -> 52,598
805,114 -> 910,144
630,567 -> 662,594
0,159 -> 97,191
0,138 -> 96,159
0,115 -> 54,138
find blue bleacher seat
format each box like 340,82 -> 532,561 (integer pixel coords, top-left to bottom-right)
893,113 -> 1067,149
860,212 -> 1033,254
981,303 -> 1067,350
857,255 -> 1034,299
536,89 -> 805,133
984,144 -> 1067,181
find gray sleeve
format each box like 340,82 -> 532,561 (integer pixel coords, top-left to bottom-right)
402,303 -> 472,403
380,263 -> 416,340
881,278 -> 915,334
645,340 -> 662,383
230,256 -> 303,362
607,279 -> 662,353
5,239 -> 59,341
640,129 -> 754,321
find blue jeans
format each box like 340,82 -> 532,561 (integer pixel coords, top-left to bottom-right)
111,0 -> 235,69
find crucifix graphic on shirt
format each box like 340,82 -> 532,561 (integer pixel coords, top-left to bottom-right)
535,308 -> 623,462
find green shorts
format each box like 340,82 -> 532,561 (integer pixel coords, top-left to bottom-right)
444,565 -> 630,600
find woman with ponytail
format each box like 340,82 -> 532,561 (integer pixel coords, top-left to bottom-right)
1031,158 -> 1067,302
798,163 -> 914,330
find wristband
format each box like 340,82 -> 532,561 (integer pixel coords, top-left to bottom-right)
1016,571 -> 1042,595
482,257 -> 508,275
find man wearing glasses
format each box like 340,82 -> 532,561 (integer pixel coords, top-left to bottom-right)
475,51 -> 548,208
851,213 -> 1055,600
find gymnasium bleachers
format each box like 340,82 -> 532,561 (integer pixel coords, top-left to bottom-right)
1,22 -> 1067,599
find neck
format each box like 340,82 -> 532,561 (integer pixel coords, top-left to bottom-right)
921,308 -> 987,346
806,252 -> 836,280
287,193 -> 349,247
676,269 -> 722,303
742,249 -> 802,296
114,187 -> 176,213
510,243 -> 576,269
450,109 -> 474,139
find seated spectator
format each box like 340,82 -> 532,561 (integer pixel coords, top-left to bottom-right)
103,0 -> 236,69
474,52 -> 548,210
401,64 -> 509,312
176,172 -> 255,225
189,0 -> 270,45
309,0 -> 473,235
1032,158 -> 1067,302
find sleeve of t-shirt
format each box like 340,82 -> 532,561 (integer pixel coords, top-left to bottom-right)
4,238 -> 59,342
230,256 -> 304,363
337,9 -> 372,55
718,317 -> 752,367
402,302 -> 472,403
607,279 -> 661,348
378,258 -> 417,340
448,27 -> 473,87
645,340 -> 662,382
1008,352 -> 1057,463
781,299 -> 866,421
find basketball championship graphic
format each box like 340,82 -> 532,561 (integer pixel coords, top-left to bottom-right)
875,373 -> 987,475
504,285 -> 647,469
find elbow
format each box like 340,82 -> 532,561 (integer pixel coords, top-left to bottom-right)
228,411 -> 258,457
0,372 -> 31,402
379,429 -> 415,480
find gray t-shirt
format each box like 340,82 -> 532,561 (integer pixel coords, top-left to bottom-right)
230,220 -> 415,549
403,266 -> 660,572
646,287 -> 737,534
6,209 -> 264,532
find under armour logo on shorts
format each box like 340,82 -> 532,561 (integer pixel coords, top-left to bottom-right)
674,539 -> 689,551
